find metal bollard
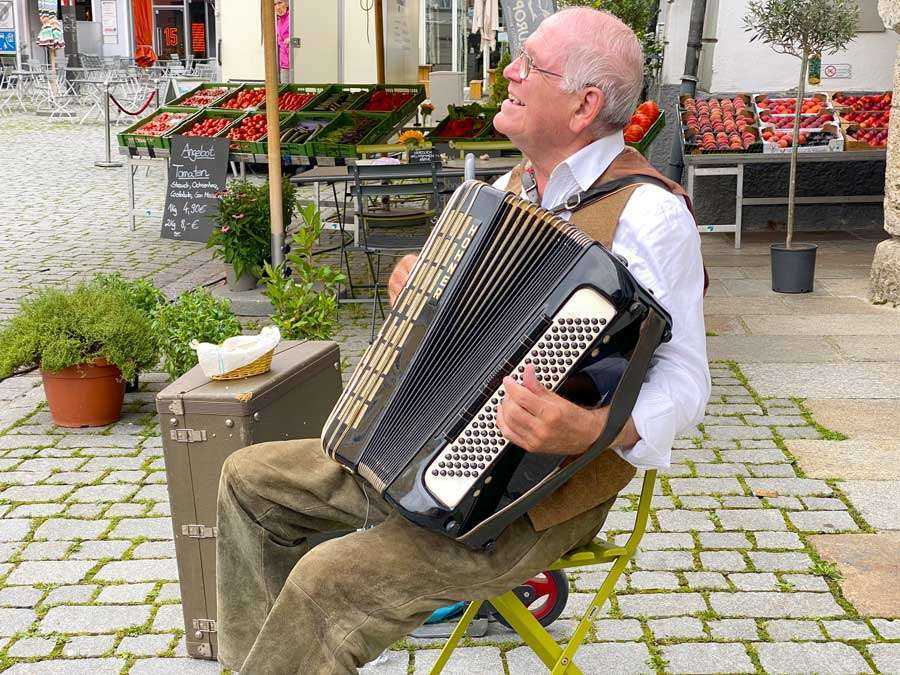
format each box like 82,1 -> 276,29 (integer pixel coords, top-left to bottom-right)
464,152 -> 476,182
95,80 -> 123,168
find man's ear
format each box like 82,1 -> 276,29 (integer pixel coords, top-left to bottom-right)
570,88 -> 604,135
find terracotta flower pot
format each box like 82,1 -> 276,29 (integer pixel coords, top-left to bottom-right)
41,358 -> 125,428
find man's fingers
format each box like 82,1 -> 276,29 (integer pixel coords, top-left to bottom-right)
496,405 -> 533,450
503,374 -> 546,417
522,363 -> 549,394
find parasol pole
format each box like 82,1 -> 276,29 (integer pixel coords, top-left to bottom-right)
261,0 -> 284,266
375,0 -> 385,84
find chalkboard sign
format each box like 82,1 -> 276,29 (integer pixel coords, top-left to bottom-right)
408,148 -> 435,164
161,135 -> 229,242
501,0 -> 557,56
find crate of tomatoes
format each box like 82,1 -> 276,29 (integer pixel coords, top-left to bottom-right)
623,101 -> 665,155
425,103 -> 496,142
351,84 -> 425,125
225,112 -> 296,154
169,83 -> 239,109
169,110 -> 244,141
262,84 -> 330,112
214,84 -> 268,111
117,107 -> 198,150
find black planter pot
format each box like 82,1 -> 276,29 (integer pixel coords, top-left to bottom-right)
771,243 -> 818,294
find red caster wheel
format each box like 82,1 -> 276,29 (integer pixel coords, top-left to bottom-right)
487,569 -> 569,628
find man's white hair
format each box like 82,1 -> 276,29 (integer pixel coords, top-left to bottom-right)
555,8 -> 644,139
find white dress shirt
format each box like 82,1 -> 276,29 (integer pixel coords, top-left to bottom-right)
493,131 -> 710,469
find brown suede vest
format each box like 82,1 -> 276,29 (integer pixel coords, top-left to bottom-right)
505,147 -> 692,530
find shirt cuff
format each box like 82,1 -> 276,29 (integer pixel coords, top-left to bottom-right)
614,385 -> 676,470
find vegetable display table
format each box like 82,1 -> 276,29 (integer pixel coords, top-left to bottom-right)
683,149 -> 885,249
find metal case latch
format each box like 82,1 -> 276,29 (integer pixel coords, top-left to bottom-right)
170,428 -> 207,443
181,524 -> 218,539
192,618 -> 217,640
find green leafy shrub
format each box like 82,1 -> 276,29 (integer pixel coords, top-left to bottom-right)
490,48 -> 511,108
89,272 -> 166,318
260,202 -> 345,340
206,179 -> 297,279
152,288 -> 242,379
0,283 -> 158,380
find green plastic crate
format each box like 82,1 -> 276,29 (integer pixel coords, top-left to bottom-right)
226,112 -> 294,155
262,84 -> 331,113
169,82 -> 239,109
309,111 -> 393,158
306,84 -> 373,113
426,103 -> 497,142
352,84 -> 425,126
117,107 -> 198,150
211,83 -> 269,112
167,109 -> 245,141
277,112 -> 336,157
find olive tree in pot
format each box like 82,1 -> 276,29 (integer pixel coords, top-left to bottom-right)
744,0 -> 858,293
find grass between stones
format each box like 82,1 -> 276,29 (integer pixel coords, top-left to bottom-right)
0,343 -> 894,671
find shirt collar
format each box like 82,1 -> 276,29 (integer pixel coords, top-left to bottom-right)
536,131 -> 626,212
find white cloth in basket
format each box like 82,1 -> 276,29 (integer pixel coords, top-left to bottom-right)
190,326 -> 281,378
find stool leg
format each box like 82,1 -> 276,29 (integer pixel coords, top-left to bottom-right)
489,592 -> 584,675
551,553 -> 632,675
429,601 -> 482,675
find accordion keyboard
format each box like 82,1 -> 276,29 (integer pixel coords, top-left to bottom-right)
423,286 -> 618,509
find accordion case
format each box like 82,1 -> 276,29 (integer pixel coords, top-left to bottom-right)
323,181 -> 672,550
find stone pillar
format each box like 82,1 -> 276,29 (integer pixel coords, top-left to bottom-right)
871,0 -> 900,304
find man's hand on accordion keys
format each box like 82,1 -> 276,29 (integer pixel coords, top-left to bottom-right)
388,254 -> 419,307
496,364 -> 640,455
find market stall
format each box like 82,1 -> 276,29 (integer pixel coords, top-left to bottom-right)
681,91 -> 889,248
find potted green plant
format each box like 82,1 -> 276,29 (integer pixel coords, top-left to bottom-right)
207,179 -> 298,291
0,283 -> 158,427
152,288 -> 243,379
260,203 -> 345,340
89,272 -> 166,391
744,0 -> 858,293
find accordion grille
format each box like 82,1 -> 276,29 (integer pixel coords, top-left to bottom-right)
322,182 -> 594,484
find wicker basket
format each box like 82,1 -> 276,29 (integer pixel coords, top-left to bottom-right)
211,348 -> 274,381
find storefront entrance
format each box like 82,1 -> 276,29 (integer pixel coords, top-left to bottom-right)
153,0 -> 215,62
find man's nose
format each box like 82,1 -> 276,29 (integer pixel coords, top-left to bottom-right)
504,57 -> 521,83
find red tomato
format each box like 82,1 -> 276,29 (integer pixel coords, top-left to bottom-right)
624,124 -> 644,143
631,113 -> 652,131
636,101 -> 660,121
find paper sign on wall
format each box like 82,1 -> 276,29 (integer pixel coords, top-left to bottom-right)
101,0 -> 117,44
823,63 -> 852,79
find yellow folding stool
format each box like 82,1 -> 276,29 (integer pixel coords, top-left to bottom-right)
430,469 -> 657,675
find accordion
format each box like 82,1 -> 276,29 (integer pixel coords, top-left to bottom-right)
322,181 -> 672,550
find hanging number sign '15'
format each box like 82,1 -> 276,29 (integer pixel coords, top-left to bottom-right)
500,0 -> 557,57
161,135 -> 229,243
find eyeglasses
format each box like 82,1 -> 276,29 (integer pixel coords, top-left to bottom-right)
516,48 -> 564,82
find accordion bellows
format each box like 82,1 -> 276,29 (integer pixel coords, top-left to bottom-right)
323,181 -> 671,550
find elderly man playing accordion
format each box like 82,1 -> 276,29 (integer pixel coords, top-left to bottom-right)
215,7 -> 709,674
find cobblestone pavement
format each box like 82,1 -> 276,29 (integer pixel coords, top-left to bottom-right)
1,112 -> 898,672
1,358 -> 897,673
0,114 -> 224,323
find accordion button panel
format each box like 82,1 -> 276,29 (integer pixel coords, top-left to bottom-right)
424,287 -> 618,509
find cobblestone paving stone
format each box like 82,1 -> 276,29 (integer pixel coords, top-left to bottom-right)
2,114 -> 898,672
